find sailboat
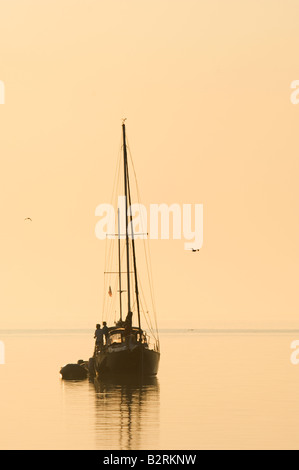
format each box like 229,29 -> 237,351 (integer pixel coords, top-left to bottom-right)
92,121 -> 160,377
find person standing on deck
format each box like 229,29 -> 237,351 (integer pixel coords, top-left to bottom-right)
124,311 -> 133,336
102,322 -> 109,345
94,324 -> 103,351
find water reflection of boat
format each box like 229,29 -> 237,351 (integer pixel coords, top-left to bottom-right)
93,376 -> 160,450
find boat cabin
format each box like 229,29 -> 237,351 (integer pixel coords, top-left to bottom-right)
107,327 -> 148,347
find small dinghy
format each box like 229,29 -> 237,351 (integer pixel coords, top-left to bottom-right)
60,360 -> 88,380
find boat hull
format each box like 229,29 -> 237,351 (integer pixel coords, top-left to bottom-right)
94,345 -> 160,377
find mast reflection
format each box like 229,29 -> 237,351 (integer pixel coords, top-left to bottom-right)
93,376 -> 160,450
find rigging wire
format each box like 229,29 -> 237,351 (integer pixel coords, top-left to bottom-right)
101,138 -> 122,323
100,127 -> 160,350
126,137 -> 160,346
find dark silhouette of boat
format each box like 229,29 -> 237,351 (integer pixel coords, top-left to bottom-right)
92,122 -> 160,378
93,326 -> 160,377
60,361 -> 88,380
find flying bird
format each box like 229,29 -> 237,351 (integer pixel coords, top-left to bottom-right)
24,218 -> 32,222
187,248 -> 199,252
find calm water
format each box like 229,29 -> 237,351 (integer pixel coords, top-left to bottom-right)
1,330 -> 299,449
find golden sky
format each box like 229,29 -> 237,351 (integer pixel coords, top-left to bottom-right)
0,0 -> 299,329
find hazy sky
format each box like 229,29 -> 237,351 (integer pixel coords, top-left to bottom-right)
0,0 -> 299,329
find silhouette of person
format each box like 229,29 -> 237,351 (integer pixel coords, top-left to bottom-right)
102,321 -> 109,345
124,311 -> 133,336
94,324 -> 103,350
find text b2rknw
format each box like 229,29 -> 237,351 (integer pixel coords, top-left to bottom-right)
103,453 -> 197,466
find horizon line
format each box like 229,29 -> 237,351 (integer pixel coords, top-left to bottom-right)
1,328 -> 299,333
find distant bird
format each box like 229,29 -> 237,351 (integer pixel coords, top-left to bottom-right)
24,218 -> 32,222
187,248 -> 199,252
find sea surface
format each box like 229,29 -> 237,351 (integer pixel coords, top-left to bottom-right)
1,329 -> 299,450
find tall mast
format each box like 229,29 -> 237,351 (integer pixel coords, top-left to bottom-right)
122,122 -> 131,315
127,165 -> 141,331
117,208 -> 123,322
